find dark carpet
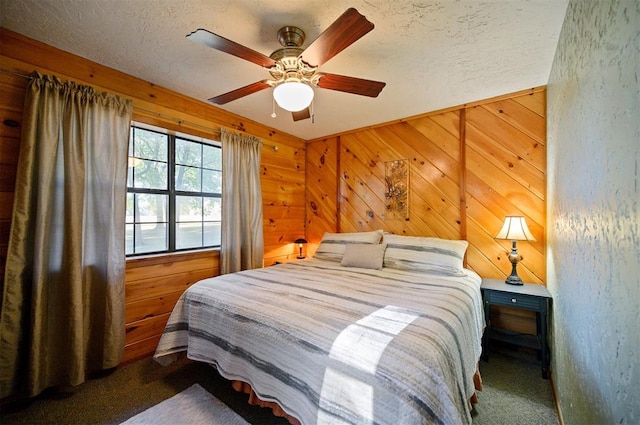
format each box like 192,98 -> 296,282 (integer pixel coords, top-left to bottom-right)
1,345 -> 558,424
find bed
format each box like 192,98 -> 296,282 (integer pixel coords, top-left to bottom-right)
154,231 -> 485,425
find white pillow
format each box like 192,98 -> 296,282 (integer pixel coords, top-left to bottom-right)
314,230 -> 383,262
341,243 -> 386,270
383,234 -> 468,276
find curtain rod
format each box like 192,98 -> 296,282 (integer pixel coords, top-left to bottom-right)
0,67 -> 32,80
0,67 -> 278,150
133,106 -> 278,151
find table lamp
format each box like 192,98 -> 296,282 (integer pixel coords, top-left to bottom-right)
495,216 -> 536,285
294,238 -> 307,259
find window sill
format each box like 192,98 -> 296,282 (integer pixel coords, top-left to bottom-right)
126,248 -> 220,267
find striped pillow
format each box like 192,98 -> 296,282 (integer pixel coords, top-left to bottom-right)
314,230 -> 384,262
383,234 -> 468,276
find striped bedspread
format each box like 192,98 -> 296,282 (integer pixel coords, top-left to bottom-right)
154,258 -> 485,425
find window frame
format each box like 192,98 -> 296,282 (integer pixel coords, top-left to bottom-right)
126,124 -> 222,257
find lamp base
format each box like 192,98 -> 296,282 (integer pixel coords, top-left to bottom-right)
505,275 -> 524,285
505,240 -> 524,285
296,255 -> 305,259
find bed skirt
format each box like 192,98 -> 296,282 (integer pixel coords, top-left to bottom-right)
231,365 -> 483,425
231,380 -> 302,425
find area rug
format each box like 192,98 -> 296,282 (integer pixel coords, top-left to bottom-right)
120,384 -> 250,425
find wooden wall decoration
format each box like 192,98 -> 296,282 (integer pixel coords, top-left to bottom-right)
0,28 -> 306,362
383,159 -> 410,219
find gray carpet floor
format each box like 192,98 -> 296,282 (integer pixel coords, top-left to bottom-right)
0,345 -> 558,424
472,347 -> 558,425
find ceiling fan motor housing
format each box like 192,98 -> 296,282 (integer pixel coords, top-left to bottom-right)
269,27 -> 317,86
276,26 -> 305,47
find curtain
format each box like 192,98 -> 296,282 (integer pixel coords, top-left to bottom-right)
0,73 -> 132,398
220,128 -> 264,274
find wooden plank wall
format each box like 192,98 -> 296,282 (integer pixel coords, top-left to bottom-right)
0,28 -> 306,362
0,61 -> 22,284
306,88 -> 546,333
306,137 -> 339,243
124,251 -> 219,362
465,94 -> 546,285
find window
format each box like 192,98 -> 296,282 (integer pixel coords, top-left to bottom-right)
126,125 -> 221,256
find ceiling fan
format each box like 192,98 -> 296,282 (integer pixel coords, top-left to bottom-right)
187,8 -> 386,122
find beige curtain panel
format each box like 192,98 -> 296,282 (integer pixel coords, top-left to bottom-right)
220,128 -> 264,274
0,73 -> 132,398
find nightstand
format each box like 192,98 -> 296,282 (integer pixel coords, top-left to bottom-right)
481,278 -> 552,379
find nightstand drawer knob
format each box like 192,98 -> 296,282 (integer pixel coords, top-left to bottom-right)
511,298 -> 517,303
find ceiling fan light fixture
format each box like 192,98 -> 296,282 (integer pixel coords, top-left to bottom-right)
273,81 -> 314,112
190,8 -> 384,122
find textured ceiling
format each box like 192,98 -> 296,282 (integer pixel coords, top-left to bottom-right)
0,0 -> 568,140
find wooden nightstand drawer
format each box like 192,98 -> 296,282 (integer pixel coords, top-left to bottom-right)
485,290 -> 541,311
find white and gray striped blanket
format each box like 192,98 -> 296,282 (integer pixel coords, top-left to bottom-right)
154,259 -> 484,425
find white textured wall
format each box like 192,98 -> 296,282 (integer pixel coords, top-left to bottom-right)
547,0 -> 639,423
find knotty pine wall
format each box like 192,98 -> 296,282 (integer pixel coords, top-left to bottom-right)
306,88 -> 546,334
0,29 -> 306,362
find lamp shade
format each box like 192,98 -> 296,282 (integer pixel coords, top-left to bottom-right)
294,238 -> 308,244
273,82 -> 314,112
495,216 -> 536,241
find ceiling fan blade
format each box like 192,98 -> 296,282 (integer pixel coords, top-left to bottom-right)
316,73 -> 386,97
292,108 -> 311,122
208,80 -> 271,105
300,8 -> 374,67
187,29 -> 277,68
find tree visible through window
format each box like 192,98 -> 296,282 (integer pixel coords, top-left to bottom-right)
126,125 -> 221,255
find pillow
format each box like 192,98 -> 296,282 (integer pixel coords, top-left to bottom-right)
314,230 -> 383,262
382,234 -> 468,276
341,243 -> 386,270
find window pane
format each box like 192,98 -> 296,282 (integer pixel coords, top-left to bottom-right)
132,159 -> 167,190
129,128 -> 134,156
175,165 -> 201,192
127,163 -> 133,187
135,223 -> 168,253
203,144 -> 221,170
135,193 -> 168,223
176,223 -> 202,249
202,169 -> 222,193
176,196 -> 202,222
203,197 -> 221,221
126,193 -> 134,223
176,139 -> 202,167
204,222 -> 221,246
125,224 -> 134,255
133,128 -> 168,162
